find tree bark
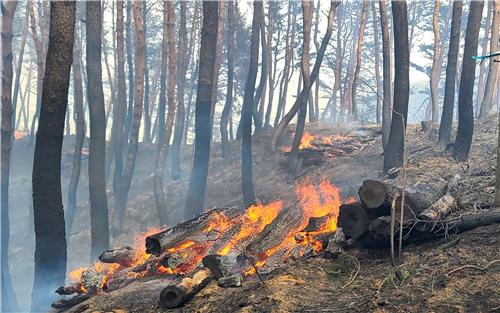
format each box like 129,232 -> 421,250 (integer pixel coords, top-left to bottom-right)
115,0 -> 145,230
438,1 -> 462,145
452,0 -> 484,162
31,2 -> 75,310
477,0 -> 493,115
430,0 -> 442,124
210,1 -> 225,131
1,2 -> 20,311
124,1 -> 134,146
351,0 -> 369,121
185,2 -> 219,218
154,0 -> 176,226
86,1 -> 110,259
372,1 -> 382,124
252,10 -> 268,131
242,1 -> 262,207
379,0 -> 392,149
220,1 -> 236,158
171,1 -> 188,179
66,29 -> 85,235
264,2 -> 277,128
383,0 -> 410,173
480,0 -> 500,115
142,1 -> 151,143
112,0 -> 127,194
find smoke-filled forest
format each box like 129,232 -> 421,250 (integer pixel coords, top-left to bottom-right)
1,0 -> 500,312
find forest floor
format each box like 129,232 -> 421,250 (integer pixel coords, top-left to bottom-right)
9,115 -> 500,312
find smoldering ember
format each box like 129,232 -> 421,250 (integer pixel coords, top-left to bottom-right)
1,1 -> 500,313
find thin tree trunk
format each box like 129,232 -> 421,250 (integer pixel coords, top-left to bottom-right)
31,2 -> 75,310
124,1 -> 134,147
253,10 -> 267,131
185,2 -> 219,218
274,2 -> 295,128
220,1 -> 236,158
430,0 -> 442,123
476,0 -> 493,114
112,0 -> 127,194
1,1 -> 20,311
210,1 -> 225,130
86,0 -> 110,259
452,0 -> 484,162
383,0 -> 410,173
142,1 -> 151,144
438,1 -> 462,145
380,0 -> 392,149
351,0 -> 368,121
480,0 -> 500,115
115,0 -> 145,230
171,1 -> 187,179
66,29 -> 85,235
242,1 -> 262,207
372,1 -> 382,124
154,0 -> 176,226
264,2 -> 276,128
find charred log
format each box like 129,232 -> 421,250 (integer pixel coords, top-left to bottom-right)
51,294 -> 91,309
159,267 -> 213,309
337,202 -> 371,240
245,202 -> 304,256
98,246 -> 135,267
146,207 -> 244,256
418,194 -> 456,221
55,283 -> 84,296
202,254 -> 236,279
356,210 -> 500,248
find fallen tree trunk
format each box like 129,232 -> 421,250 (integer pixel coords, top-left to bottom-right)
159,267 -> 213,309
356,210 -> 500,248
358,180 -> 399,216
245,202 -> 304,256
337,201 -> 372,240
51,294 -> 91,309
146,207 -> 244,256
418,194 -> 456,221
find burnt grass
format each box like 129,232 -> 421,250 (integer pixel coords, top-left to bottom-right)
9,116 -> 500,312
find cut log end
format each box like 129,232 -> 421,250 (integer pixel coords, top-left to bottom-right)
358,180 -> 386,209
158,268 -> 213,309
338,202 -> 371,240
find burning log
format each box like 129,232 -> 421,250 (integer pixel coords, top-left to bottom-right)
337,202 -> 372,240
159,267 -> 214,309
99,246 -> 135,267
356,210 -> 500,248
418,194 -> 457,221
55,283 -> 84,296
302,214 -> 334,232
245,202 -> 304,256
324,229 -> 346,259
207,223 -> 242,255
146,207 -> 244,256
202,254 -> 237,279
51,294 -> 91,309
159,254 -> 186,270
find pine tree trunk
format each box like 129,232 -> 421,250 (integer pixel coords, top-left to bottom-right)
252,10 -> 267,131
86,0 -> 110,259
185,2 -> 219,218
438,1 -> 462,145
1,2 -> 20,311
351,0 -> 368,121
264,2 -> 276,128
379,0 -> 392,149
112,0 -> 127,194
115,0 -> 145,230
452,0 -> 484,162
66,29 -> 85,235
142,1 -> 151,143
383,0 -> 410,173
476,1 -> 493,115
242,1 -> 262,207
311,0 -> 321,123
372,1 -> 382,124
171,1 -> 188,179
480,0 -> 500,114
31,2 -> 75,310
124,1 -> 134,146
210,1 -> 225,130
154,0 -> 176,225
220,1 -> 236,158
430,0 -> 442,123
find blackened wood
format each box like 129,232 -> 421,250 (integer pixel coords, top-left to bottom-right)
98,246 -> 135,267
337,202 -> 371,240
159,268 -> 213,309
145,207 -> 243,256
418,194 -> 456,221
55,283 -> 84,296
51,294 -> 90,309
357,210 -> 500,248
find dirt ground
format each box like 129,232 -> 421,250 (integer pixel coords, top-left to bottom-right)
8,116 -> 500,312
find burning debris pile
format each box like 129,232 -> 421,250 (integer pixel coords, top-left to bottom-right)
280,131 -> 377,170
55,180 -> 353,310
